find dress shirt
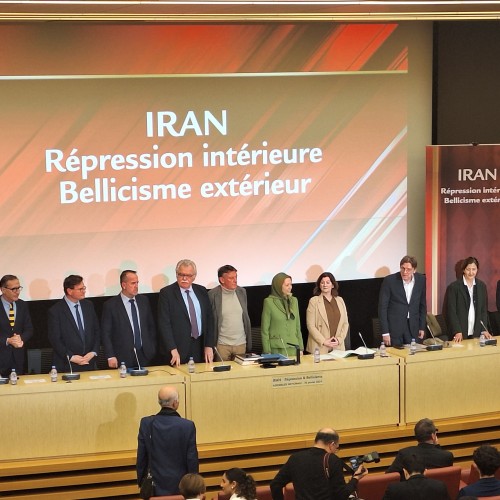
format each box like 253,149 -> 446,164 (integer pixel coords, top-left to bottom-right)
64,295 -> 85,329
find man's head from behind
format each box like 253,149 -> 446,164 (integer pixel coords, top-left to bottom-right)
414,418 -> 438,444
314,428 -> 340,454
158,386 -> 179,410
473,444 -> 500,477
402,453 -> 426,479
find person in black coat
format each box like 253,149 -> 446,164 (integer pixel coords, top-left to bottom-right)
386,418 -> 454,478
48,275 -> 100,372
101,270 -> 157,369
378,255 -> 427,346
136,385 -> 199,496
0,274 -> 33,376
383,453 -> 450,500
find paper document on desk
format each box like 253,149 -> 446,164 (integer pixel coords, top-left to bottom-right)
320,347 -> 376,360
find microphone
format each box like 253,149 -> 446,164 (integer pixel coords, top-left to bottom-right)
424,322 -> 443,351
62,355 -> 81,381
130,347 -> 149,376
286,343 -> 301,365
212,346 -> 231,372
480,321 -> 497,345
357,333 -> 374,360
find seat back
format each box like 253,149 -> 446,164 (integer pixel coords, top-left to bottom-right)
217,493 -> 231,500
356,472 -> 400,500
256,485 -> 273,499
424,465 -> 462,500
150,496 -> 184,500
284,483 -> 295,500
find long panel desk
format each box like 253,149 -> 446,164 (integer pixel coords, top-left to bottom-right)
1,366 -> 184,461
388,339 -> 500,424
177,355 -> 401,444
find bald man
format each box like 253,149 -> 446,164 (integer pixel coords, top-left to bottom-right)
136,386 -> 199,496
270,428 -> 368,500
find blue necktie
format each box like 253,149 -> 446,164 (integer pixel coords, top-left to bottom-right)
74,303 -> 85,345
129,299 -> 142,349
185,290 -> 200,339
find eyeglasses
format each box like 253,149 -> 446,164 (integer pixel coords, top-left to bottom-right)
2,286 -> 23,292
400,267 -> 414,273
73,286 -> 87,292
177,273 -> 194,279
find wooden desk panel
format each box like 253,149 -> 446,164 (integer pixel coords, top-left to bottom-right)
179,355 -> 401,444
388,340 -> 500,423
1,366 -> 185,460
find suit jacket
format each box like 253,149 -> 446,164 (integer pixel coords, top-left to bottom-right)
136,407 -> 199,496
306,295 -> 349,353
383,474 -> 450,500
261,295 -> 303,356
445,278 -> 489,338
386,443 -> 454,478
0,298 -> 34,376
101,294 -> 157,367
158,283 -> 215,364
378,272 -> 427,344
208,285 -> 252,352
270,447 -> 359,500
48,298 -> 101,372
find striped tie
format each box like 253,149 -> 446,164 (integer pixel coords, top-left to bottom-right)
8,303 -> 15,328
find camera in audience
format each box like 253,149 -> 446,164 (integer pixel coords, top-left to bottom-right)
348,451 -> 380,471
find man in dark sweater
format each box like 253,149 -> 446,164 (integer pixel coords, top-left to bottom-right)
386,418 -> 454,479
270,428 -> 368,500
458,444 -> 500,498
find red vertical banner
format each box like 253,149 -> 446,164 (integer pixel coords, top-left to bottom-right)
426,145 -> 500,313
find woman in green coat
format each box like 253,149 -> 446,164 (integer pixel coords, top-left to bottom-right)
261,272 -> 303,356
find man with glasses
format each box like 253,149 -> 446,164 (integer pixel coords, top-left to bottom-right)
270,428 -> 368,500
48,275 -> 100,372
378,255 -> 427,347
0,274 -> 33,377
158,260 -> 214,366
386,418 -> 454,478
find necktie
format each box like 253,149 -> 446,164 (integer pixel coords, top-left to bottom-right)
75,303 -> 85,343
185,290 -> 200,339
8,303 -> 15,328
129,299 -> 142,349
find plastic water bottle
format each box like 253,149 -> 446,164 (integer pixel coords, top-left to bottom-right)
119,361 -> 127,378
479,333 -> 486,347
314,347 -> 320,363
10,368 -> 17,385
188,357 -> 195,374
379,342 -> 387,357
410,338 -> 417,355
50,365 -> 58,382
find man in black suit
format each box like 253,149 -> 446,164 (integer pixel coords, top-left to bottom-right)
136,385 -> 198,496
48,275 -> 100,372
0,275 -> 33,376
101,270 -> 156,369
383,453 -> 450,500
386,418 -> 454,478
379,255 -> 427,346
158,259 -> 214,366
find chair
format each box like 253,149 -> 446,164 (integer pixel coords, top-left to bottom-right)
284,483 -> 295,499
478,497 -> 500,500
217,493 -> 231,500
424,465 -> 462,500
372,318 -> 383,345
256,485 -> 273,499
356,472 -> 400,500
150,496 -> 184,500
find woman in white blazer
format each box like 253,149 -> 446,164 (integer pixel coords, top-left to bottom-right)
306,272 -> 349,353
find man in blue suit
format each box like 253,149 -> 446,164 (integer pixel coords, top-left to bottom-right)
48,275 -> 100,372
379,255 -> 427,346
136,385 -> 198,496
101,270 -> 157,369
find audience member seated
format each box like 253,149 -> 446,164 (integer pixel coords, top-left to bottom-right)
179,472 -> 206,499
458,445 -> 500,498
382,453 -> 449,499
220,468 -> 257,500
386,418 -> 454,479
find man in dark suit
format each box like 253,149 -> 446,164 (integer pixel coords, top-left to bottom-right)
383,453 -> 450,500
136,385 -> 198,496
386,418 -> 454,478
158,259 -> 214,366
0,275 -> 33,376
379,255 -> 427,346
48,275 -> 100,372
101,270 -> 156,369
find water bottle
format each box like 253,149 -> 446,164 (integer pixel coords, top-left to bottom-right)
379,342 -> 387,357
479,333 -> 486,347
10,368 -> 17,385
50,365 -> 58,382
119,361 -> 127,378
314,347 -> 320,363
410,338 -> 417,355
188,357 -> 195,374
